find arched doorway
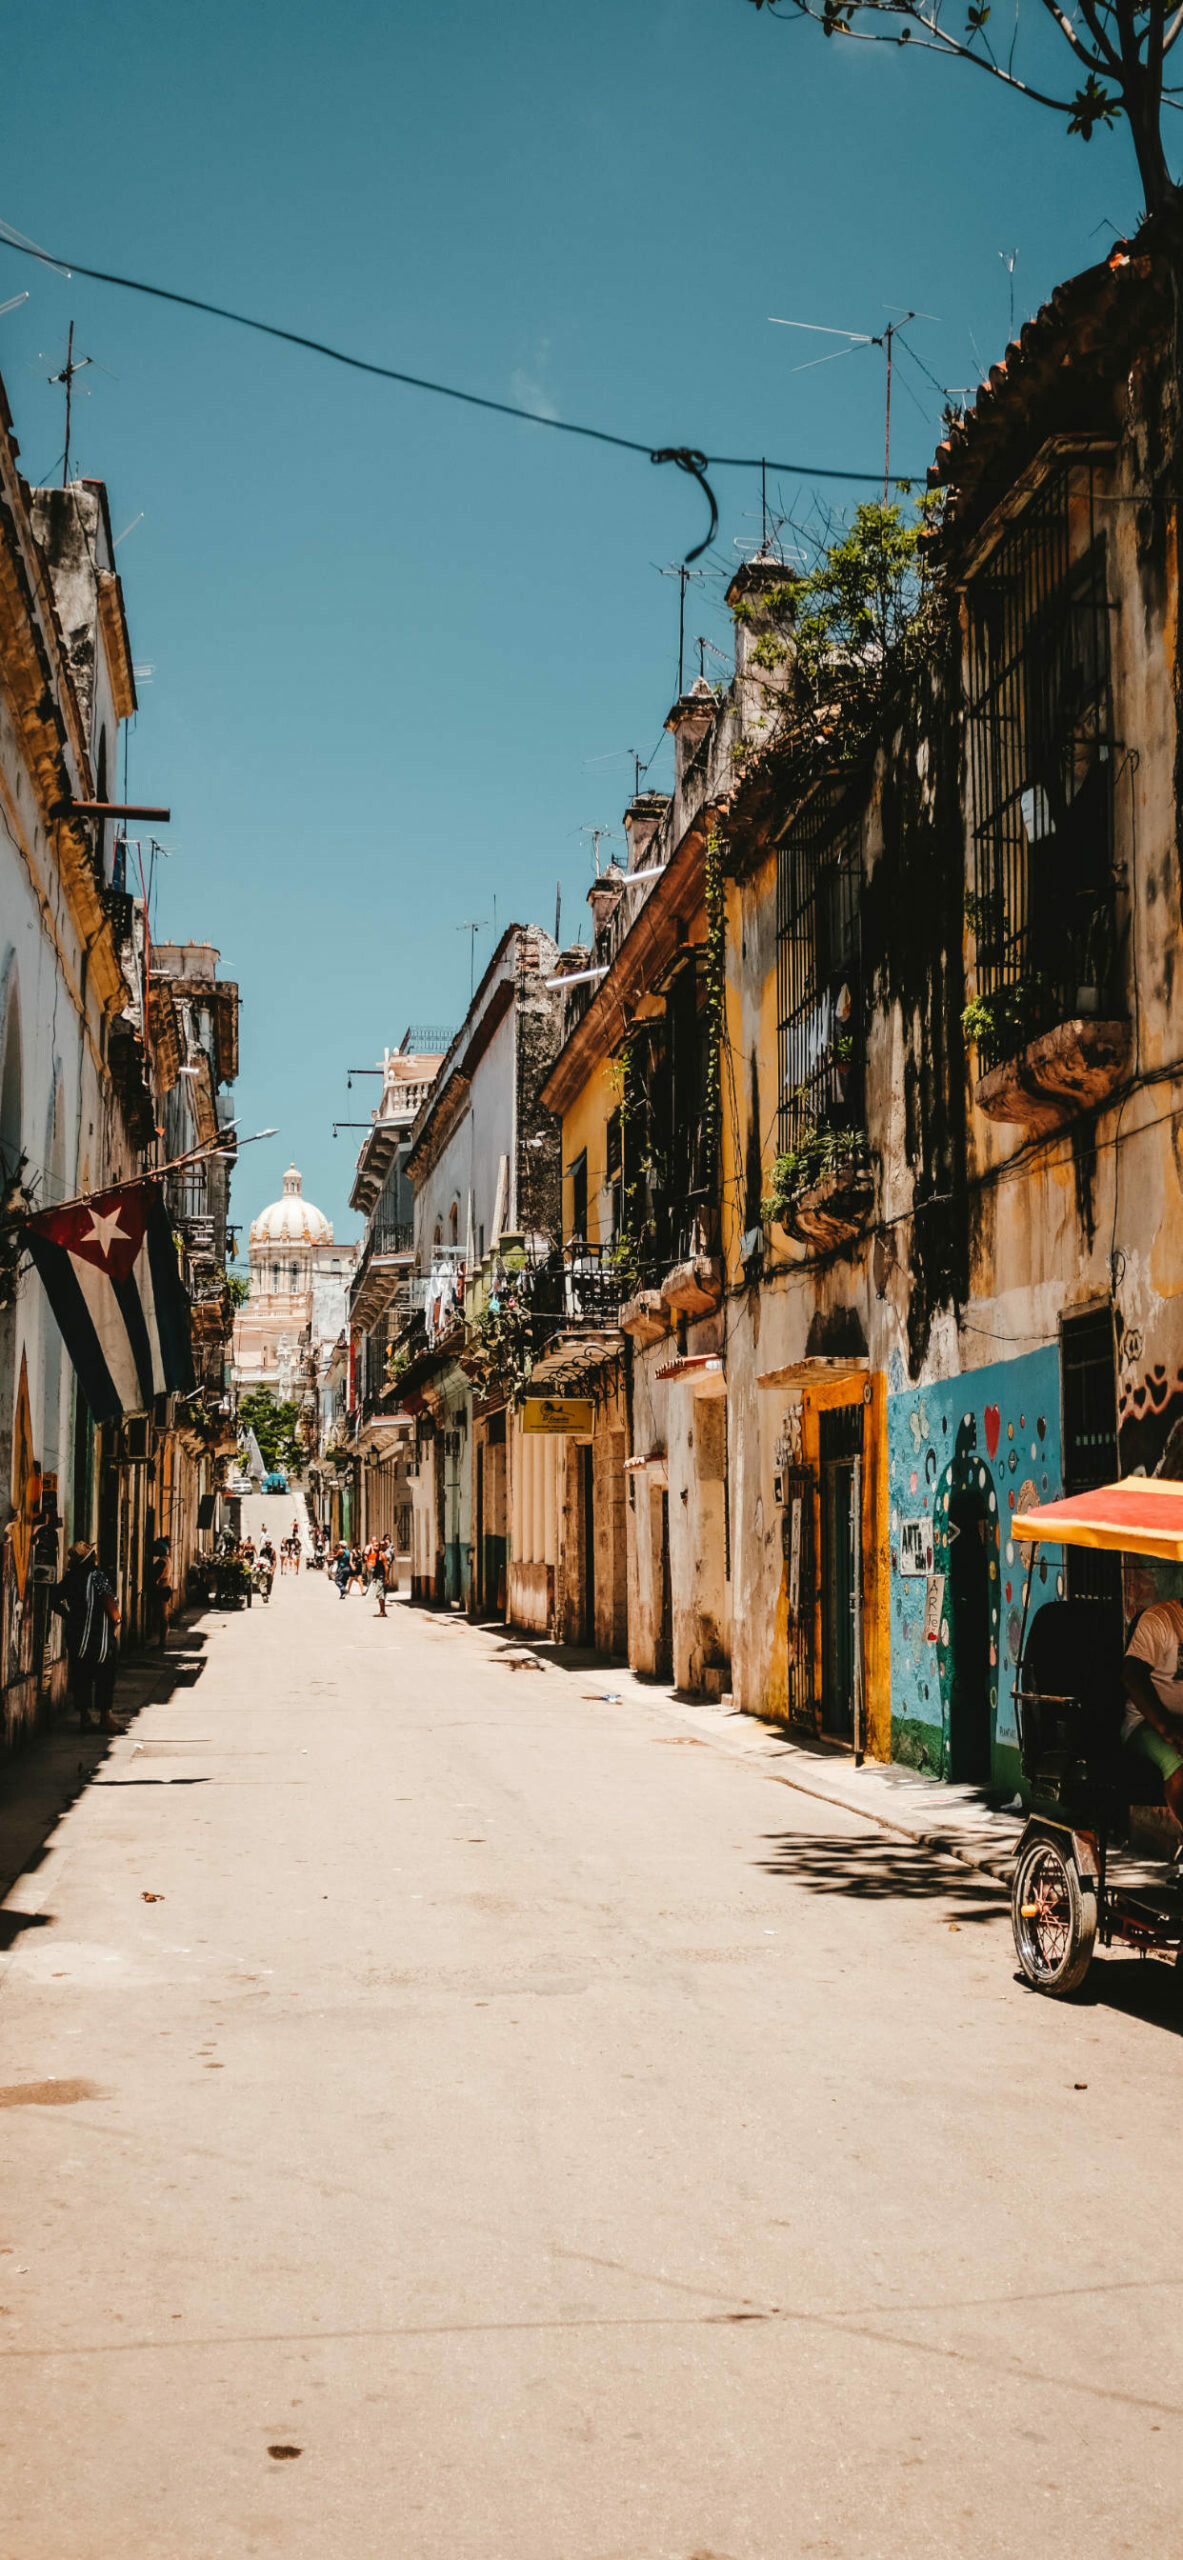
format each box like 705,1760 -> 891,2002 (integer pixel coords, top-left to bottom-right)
947,1483 -> 993,1783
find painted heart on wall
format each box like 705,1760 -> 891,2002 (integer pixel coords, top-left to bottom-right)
984,1404 -> 1001,1458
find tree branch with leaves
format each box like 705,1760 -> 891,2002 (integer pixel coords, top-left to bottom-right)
744,0 -> 1183,211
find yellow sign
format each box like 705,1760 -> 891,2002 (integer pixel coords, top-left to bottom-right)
10,1350 -> 39,1601
522,1396 -> 595,1437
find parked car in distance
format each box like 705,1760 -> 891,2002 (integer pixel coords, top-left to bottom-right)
228,1472 -> 252,1497
262,1469 -> 288,1494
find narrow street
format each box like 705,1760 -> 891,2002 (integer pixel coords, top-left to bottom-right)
0,1513 -> 1179,2560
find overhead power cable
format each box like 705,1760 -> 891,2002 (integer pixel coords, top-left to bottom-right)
0,222 -> 921,563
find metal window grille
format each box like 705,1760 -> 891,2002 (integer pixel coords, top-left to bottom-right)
966,453 -> 1117,1070
776,781 -> 862,1155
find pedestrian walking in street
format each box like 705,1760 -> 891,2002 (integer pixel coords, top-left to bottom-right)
151,1537 -> 173,1650
371,1540 -> 389,1618
346,1545 -> 364,1596
334,1542 -> 351,1600
50,1540 -> 124,1734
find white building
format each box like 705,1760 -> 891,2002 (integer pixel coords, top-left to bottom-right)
232,1167 -> 354,1424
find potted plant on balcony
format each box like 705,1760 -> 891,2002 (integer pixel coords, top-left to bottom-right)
762,1122 -> 874,1250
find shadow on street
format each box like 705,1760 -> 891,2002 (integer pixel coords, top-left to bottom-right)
0,1618 -> 212,1911
755,1826 -> 1010,1920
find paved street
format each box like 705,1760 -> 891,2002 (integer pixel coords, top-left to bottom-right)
0,1506 -> 1180,2560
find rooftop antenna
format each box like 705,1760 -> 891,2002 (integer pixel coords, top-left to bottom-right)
455,915 -> 489,1000
694,635 -> 707,682
555,880 -> 562,946
999,247 -> 1018,338
657,561 -> 710,695
49,321 -> 92,486
580,826 -> 620,876
769,307 -> 936,499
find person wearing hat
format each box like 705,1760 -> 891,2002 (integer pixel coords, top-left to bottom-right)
51,1540 -> 123,1734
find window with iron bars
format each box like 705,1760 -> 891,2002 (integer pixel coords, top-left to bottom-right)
776,781 -> 863,1156
966,450 -> 1118,1073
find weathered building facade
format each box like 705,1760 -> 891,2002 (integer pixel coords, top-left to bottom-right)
344,1038 -> 443,1584
393,926 -> 562,1613
0,390 -> 241,1738
377,233 -> 1183,1802
717,234 -> 1183,1788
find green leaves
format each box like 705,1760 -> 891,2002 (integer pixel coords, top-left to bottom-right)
761,1122 -> 869,1225
1067,74 -> 1120,139
792,494 -> 939,722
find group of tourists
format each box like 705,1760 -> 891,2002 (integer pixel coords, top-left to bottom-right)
331,1535 -> 395,1615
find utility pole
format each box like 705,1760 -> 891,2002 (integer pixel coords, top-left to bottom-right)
49,322 -> 91,486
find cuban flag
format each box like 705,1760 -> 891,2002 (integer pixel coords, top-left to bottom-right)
25,1182 -> 195,1424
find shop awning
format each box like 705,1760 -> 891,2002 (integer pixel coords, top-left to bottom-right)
654,1353 -> 725,1398
1013,1476 -> 1183,1562
757,1356 -> 869,1391
527,1335 -> 621,1397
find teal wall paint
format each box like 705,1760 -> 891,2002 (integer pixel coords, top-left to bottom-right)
887,1346 -> 1065,1782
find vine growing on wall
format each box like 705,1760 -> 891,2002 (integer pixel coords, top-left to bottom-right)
702,832 -> 727,1205
611,1030 -> 652,1293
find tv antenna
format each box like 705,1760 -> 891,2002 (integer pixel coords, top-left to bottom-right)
48,321 -> 92,486
999,248 -> 1018,338
455,915 -> 489,1000
580,826 -> 621,876
769,307 -> 936,498
657,561 -> 711,695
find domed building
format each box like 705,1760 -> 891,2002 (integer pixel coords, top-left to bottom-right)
232,1167 -> 355,1422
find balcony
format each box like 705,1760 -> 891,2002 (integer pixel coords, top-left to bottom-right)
660,1254 -> 723,1320
966,890 -> 1130,1133
763,1128 -> 875,1254
521,1246 -> 624,1338
350,1219 -> 415,1330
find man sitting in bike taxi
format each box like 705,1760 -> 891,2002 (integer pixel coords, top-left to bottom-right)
1122,1596 -> 1183,1836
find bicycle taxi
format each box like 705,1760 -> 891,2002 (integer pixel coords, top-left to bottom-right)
1010,1475 -> 1183,1995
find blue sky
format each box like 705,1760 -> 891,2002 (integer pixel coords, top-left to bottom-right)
0,0 -> 1149,1241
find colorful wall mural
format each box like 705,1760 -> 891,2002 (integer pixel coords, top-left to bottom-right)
886,1347 -> 1064,1787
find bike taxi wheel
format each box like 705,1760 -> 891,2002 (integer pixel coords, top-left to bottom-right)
1012,1835 -> 1097,1996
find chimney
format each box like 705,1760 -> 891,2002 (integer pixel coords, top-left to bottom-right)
726,554 -> 798,704
586,861 -> 627,948
663,673 -> 716,797
622,791 -> 669,875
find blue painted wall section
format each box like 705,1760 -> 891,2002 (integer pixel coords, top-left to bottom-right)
886,1347 -> 1065,1783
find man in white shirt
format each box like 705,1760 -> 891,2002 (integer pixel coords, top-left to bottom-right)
1122,1598 -> 1183,1826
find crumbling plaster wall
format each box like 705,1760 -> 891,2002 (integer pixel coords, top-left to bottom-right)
954,359 -> 1183,1493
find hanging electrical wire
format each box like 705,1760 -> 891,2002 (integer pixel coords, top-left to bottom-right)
0,221 -> 923,564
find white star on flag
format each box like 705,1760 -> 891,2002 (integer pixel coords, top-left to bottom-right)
81,1205 -> 131,1259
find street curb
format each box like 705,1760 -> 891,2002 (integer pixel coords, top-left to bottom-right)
481,1630 -> 1020,1892
755,1762 -> 1018,1887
